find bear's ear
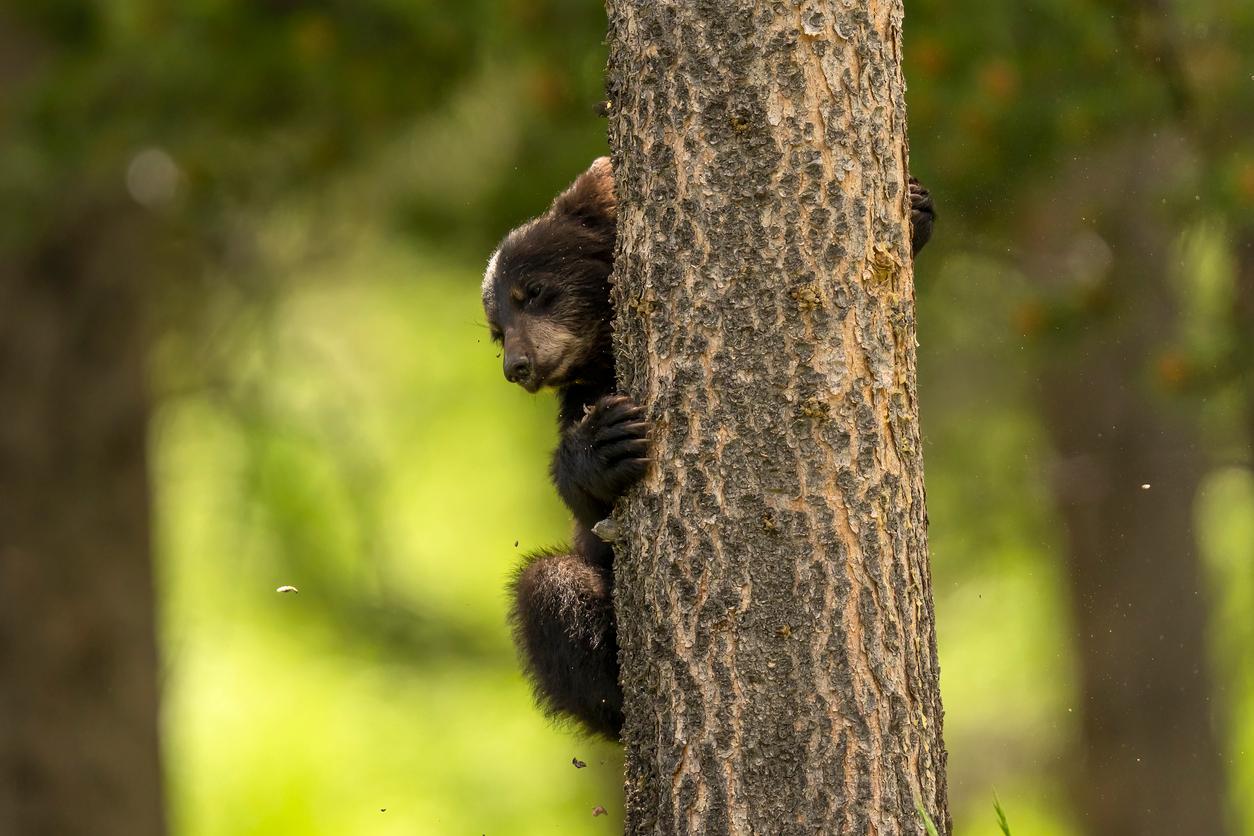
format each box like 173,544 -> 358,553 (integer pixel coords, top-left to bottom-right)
550,157 -> 616,227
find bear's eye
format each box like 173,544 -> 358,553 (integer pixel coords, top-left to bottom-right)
489,326 -> 503,343
520,282 -> 550,309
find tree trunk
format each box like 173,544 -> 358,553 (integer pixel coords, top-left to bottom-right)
0,206 -> 167,836
1235,225 -> 1254,458
1028,139 -> 1227,836
605,3 -> 948,833
1044,382 -> 1225,836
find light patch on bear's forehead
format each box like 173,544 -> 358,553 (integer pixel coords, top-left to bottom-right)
481,247 -> 501,312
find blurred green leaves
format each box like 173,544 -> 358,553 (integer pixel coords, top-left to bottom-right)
1,0 -> 610,258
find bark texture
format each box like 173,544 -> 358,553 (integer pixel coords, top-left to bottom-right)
0,206 -> 167,836
605,2 -> 948,833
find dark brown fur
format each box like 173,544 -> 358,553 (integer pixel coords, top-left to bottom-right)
483,158 -> 934,739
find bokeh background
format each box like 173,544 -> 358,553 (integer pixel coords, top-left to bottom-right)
2,1 -> 1253,834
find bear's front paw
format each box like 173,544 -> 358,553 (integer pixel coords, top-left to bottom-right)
909,177 -> 935,255
576,394 -> 651,501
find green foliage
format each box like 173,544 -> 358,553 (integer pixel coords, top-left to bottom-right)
154,246 -> 623,834
0,0 -> 608,254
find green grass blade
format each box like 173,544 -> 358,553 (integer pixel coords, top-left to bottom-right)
915,802 -> 941,836
993,793 -> 1013,836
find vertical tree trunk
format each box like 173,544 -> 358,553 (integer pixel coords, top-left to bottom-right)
1044,386 -> 1225,836
1028,141 -> 1227,836
605,3 -> 948,833
0,207 -> 167,836
1235,226 -> 1254,457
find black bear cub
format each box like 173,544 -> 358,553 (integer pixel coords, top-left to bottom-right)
483,157 -> 935,739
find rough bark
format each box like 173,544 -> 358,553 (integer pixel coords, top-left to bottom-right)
1027,139 -> 1227,836
0,205 -> 167,836
605,2 -> 947,833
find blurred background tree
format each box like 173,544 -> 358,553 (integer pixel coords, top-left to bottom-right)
0,1 -> 1251,834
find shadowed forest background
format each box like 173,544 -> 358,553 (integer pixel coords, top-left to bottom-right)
2,1 -> 1253,834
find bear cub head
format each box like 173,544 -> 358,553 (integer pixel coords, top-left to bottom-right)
483,157 -> 617,393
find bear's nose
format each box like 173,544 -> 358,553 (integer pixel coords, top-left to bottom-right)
504,354 -> 533,384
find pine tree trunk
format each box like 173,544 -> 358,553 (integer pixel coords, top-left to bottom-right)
605,3 -> 949,833
0,205 -> 167,836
